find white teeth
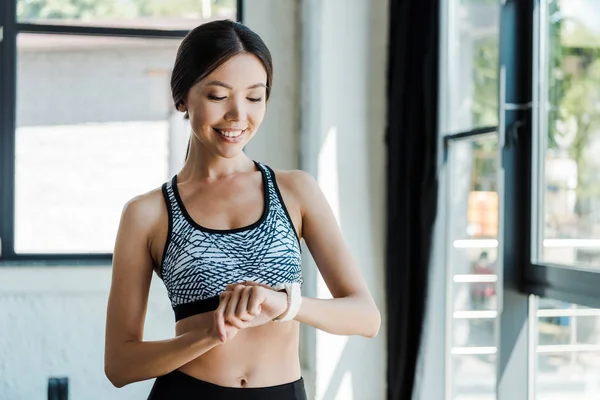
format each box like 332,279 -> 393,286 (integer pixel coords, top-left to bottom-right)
217,129 -> 244,138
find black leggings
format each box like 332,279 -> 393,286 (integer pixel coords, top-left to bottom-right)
148,370 -> 307,400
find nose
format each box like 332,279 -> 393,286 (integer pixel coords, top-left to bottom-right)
225,97 -> 246,122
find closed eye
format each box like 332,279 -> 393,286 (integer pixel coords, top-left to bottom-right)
208,95 -> 226,101
247,97 -> 263,103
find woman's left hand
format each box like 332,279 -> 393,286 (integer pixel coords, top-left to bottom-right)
222,281 -> 289,328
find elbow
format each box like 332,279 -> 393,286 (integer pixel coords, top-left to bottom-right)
105,339 -> 143,388
105,361 -> 127,388
362,306 -> 382,339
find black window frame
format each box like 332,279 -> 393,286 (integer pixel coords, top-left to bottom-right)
441,2 -> 600,398
522,0 -> 600,309
0,0 -> 243,266
442,0 -> 600,312
442,0 -> 532,306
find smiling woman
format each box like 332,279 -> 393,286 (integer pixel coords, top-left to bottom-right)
181,53 -> 268,154
104,19 -> 380,400
169,22 -> 273,161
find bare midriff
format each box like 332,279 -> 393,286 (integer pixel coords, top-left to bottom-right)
174,312 -> 302,388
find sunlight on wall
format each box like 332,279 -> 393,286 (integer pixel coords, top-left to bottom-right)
317,126 -> 340,225
316,327 -> 352,400
316,126 -> 339,301
315,125 -> 355,399
337,370 -> 355,400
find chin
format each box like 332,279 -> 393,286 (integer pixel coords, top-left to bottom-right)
216,146 -> 247,159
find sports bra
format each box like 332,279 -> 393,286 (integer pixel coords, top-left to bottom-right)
159,161 -> 303,321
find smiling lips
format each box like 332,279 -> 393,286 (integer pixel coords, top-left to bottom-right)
214,127 -> 247,139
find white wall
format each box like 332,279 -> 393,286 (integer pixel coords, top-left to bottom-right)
0,268 -> 173,400
0,0 -> 389,398
243,0 -> 301,171
296,0 -> 388,399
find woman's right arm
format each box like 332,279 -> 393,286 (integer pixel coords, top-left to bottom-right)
104,194 -> 223,388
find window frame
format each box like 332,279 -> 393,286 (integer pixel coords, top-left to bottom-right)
442,0 -> 600,332
443,129 -> 501,399
0,0 -> 243,266
522,0 -> 600,310
442,0 -> 534,313
439,0 -> 600,398
440,1 -> 534,399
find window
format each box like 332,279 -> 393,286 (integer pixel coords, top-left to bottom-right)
446,0 -> 499,134
529,1 -> 600,398
534,0 -> 600,271
441,0 -> 600,399
442,0 -> 501,398
0,0 -> 241,263
534,298 -> 600,399
15,34 -> 178,254
527,0 -> 600,305
447,134 -> 499,400
17,0 -> 238,30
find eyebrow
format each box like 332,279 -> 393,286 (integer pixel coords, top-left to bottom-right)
206,80 -> 267,90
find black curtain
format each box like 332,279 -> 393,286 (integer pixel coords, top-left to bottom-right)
385,0 -> 440,399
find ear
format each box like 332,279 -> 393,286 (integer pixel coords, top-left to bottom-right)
177,101 -> 186,113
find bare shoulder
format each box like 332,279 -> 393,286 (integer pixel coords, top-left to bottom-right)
270,168 -> 318,204
118,186 -> 168,252
121,186 -> 165,227
268,168 -> 319,239
113,185 -> 168,272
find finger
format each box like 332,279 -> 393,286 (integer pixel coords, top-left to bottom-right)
225,286 -> 248,329
247,286 -> 265,316
215,293 -> 230,342
220,291 -> 248,331
236,286 -> 254,321
225,287 -> 241,319
225,282 -> 245,292
220,290 -> 231,301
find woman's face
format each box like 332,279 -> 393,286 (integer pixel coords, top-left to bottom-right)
184,53 -> 268,159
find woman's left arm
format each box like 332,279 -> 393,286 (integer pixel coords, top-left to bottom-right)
291,170 -> 381,338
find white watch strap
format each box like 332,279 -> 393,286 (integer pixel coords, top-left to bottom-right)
272,282 -> 302,322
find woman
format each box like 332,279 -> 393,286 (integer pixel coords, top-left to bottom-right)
104,20 -> 380,400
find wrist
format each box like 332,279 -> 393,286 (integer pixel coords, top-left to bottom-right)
273,290 -> 290,320
271,282 -> 302,322
195,325 -> 222,346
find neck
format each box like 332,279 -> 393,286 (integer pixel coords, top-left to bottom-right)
180,137 -> 255,181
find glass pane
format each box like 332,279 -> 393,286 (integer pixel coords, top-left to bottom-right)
17,0 -> 237,30
535,298 -> 600,400
453,282 -> 498,312
15,34 -> 183,253
452,355 -> 496,400
447,0 -> 500,133
447,134 -> 499,400
538,0 -> 600,269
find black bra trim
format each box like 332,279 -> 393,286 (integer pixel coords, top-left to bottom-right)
159,182 -> 173,280
264,165 -> 302,248
174,296 -> 220,321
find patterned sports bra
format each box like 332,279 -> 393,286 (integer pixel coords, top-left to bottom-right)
159,161 -> 303,321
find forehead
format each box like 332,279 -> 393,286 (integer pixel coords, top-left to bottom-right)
204,53 -> 267,88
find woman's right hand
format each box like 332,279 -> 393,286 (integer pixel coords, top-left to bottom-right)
212,286 -> 260,343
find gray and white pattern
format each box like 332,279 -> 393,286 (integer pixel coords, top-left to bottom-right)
160,162 -> 303,312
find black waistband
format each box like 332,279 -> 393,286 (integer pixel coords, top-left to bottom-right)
149,370 -> 307,400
